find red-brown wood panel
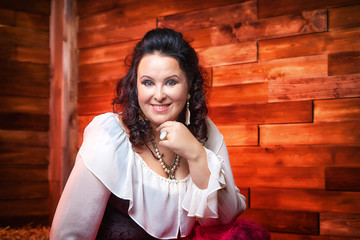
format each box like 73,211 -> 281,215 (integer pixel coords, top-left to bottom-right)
325,167 -> 360,191
314,98 -> 360,122
252,188 -> 360,213
239,208 -> 319,235
259,29 -> 360,61
329,51 -> 360,75
329,4 -> 360,30
260,122 -> 360,146
320,212 -> 360,237
217,125 -> 258,146
209,101 -> 312,125
269,74 -> 360,102
212,55 -> 328,86
79,60 -> 127,82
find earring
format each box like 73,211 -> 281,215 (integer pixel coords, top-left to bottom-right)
185,99 -> 190,126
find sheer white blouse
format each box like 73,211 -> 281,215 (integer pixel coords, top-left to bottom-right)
50,113 -> 246,239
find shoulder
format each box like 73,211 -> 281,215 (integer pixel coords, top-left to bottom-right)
204,117 -> 224,153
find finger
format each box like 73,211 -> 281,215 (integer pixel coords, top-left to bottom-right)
156,121 -> 176,132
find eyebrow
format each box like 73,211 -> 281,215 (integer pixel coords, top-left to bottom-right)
139,74 -> 180,80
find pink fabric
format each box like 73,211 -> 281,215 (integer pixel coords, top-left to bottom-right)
186,219 -> 270,240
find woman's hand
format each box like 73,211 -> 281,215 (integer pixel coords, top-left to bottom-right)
156,121 -> 210,189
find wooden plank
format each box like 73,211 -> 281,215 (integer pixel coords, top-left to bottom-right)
325,167 -> 360,191
15,11 -> 49,31
258,0 -> 359,18
329,4 -> 360,30
209,101 -> 313,125
0,181 -> 48,199
0,129 -> 48,147
271,232 -> 360,240
0,144 -> 48,166
233,167 -> 324,189
212,55 -> 328,86
15,45 -> 50,64
228,146 -> 360,167
269,74 -> 360,102
0,167 -> 48,181
78,0 -> 239,18
0,60 -> 49,82
239,209 -> 319,235
0,96 -> 49,114
78,79 -> 117,98
0,25 -> 49,47
79,60 -> 127,82
217,125 -> 258,146
259,28 -> 360,61
209,82 -> 268,106
320,212 -> 360,237
329,51 -> 360,75
79,41 -> 135,65
196,41 -> 257,67
0,199 -> 48,217
78,20 -> 154,48
78,96 -> 114,115
0,0 -> 50,15
314,98 -> 360,122
0,78 -> 49,98
0,113 -> 49,131
260,122 -> 360,145
0,8 -> 14,26
251,188 -> 360,213
157,1 -> 257,32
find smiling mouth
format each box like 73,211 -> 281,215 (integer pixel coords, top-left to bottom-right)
152,104 -> 170,111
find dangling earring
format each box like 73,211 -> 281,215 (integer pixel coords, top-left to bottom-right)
185,99 -> 190,126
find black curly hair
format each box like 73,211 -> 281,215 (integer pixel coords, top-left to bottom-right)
113,28 -> 208,146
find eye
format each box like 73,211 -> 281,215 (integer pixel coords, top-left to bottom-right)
166,79 -> 178,86
142,80 -> 154,86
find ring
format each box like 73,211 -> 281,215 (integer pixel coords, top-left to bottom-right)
160,130 -> 168,141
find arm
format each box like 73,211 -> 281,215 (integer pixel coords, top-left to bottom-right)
50,154 -> 111,240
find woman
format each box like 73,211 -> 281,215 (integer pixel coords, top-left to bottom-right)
50,28 -> 250,239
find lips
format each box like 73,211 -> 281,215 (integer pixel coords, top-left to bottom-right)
152,104 -> 170,112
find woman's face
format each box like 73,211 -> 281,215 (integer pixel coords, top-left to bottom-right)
137,53 -> 189,129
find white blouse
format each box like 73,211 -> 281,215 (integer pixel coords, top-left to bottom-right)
50,113 -> 246,239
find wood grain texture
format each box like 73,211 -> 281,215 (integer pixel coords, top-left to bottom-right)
233,166 -> 324,189
78,0 -> 240,18
260,122 -> 360,145
269,74 -> 360,102
0,0 -> 50,15
258,0 -> 359,18
79,60 -> 127,82
0,61 -> 49,82
15,45 -> 50,64
0,96 -> 49,114
251,188 -> 360,213
196,41 -> 257,67
0,113 -> 49,131
0,167 -> 48,181
158,1 -> 257,32
271,232 -> 360,240
0,181 -> 48,200
0,144 -> 48,166
329,4 -> 360,30
239,209 -> 319,235
217,125 -> 258,146
329,51 -> 360,75
79,41 -> 135,65
15,11 -> 49,31
228,146 -> 360,167
320,212 -> 360,237
209,82 -> 268,106
209,101 -> 312,125
259,28 -> 360,61
78,79 -> 117,98
0,129 -> 48,147
0,78 -> 49,98
0,199 -> 49,217
314,98 -> 360,122
325,167 -> 360,191
0,8 -> 14,26
0,25 -> 49,47
78,96 -> 114,115
212,55 -> 328,86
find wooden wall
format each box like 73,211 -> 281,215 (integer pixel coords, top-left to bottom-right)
0,0 -> 50,226
77,0 -> 360,238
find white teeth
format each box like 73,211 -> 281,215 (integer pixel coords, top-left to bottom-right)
154,105 -> 168,109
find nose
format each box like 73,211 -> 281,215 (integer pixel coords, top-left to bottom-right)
154,86 -> 166,102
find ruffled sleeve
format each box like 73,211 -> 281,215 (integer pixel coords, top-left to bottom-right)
182,118 -> 247,226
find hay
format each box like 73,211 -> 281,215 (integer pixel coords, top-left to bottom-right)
0,225 -> 49,240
